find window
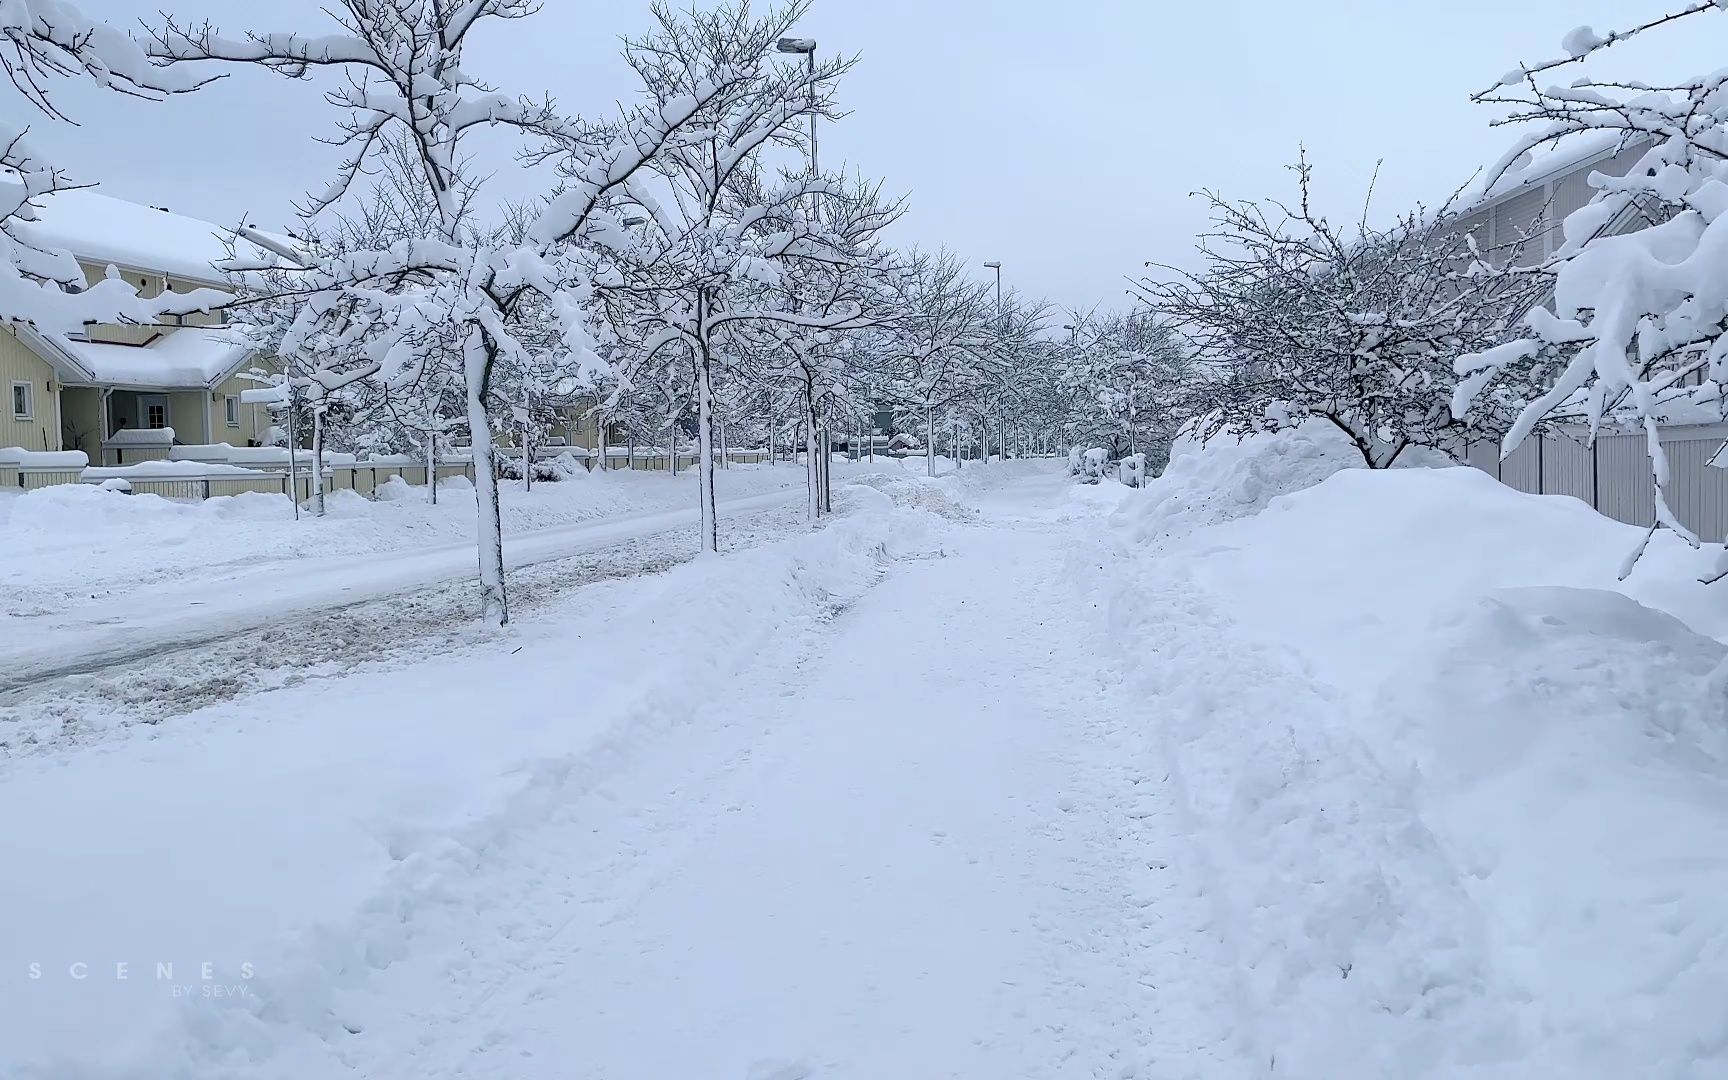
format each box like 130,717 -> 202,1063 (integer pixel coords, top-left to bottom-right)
146,403 -> 166,429
10,381 -> 32,420
224,395 -> 240,427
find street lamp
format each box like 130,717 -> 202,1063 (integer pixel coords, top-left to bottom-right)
979,261 -> 1005,463
776,35 -> 828,510
775,37 -> 818,177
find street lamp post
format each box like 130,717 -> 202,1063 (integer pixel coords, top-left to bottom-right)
776,36 -> 828,511
981,260 -> 1003,463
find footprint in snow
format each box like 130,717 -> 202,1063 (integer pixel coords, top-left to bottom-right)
747,1060 -> 813,1080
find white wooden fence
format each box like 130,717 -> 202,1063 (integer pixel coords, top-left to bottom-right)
1463,422 -> 1728,540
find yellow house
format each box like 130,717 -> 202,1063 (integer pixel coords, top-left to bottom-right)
2,189 -> 276,459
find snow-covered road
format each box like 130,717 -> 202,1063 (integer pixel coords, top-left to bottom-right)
327,490 -> 1250,1078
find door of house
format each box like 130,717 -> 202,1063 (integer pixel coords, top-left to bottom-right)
140,394 -> 169,430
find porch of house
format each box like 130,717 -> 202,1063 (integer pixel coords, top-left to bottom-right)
59,387 -> 215,464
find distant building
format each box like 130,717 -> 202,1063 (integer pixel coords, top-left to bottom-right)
2,190 -> 279,460
1450,132 -> 1653,270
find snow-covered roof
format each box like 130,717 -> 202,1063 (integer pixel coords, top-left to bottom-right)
1459,131 -> 1649,216
63,327 -> 264,390
14,187 -> 248,286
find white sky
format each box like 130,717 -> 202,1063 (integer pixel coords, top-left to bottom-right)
30,0 -> 1728,315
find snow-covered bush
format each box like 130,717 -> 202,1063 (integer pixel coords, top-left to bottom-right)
1081,447 -> 1110,483
1142,156 -> 1544,468
1067,445 -> 1086,476
1119,452 -> 1147,489
497,453 -> 585,483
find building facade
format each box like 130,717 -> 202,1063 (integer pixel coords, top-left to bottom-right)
4,189 -> 277,459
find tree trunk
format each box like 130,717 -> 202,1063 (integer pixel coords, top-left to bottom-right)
286,386 -> 301,521
310,396 -> 326,518
820,425 -> 832,513
804,388 -> 821,522
695,335 -> 719,555
426,427 -> 438,505
595,407 -> 608,472
464,369 -> 508,627
926,403 -> 935,477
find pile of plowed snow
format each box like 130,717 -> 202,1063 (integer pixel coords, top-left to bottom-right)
1072,421 -> 1728,1078
1114,426 -> 1449,545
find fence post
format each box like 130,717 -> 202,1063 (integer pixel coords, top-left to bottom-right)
1537,434 -> 1545,495
203,477 -> 211,500
1591,436 -> 1601,512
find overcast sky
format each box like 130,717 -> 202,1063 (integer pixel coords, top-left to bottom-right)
31,0 -> 1728,314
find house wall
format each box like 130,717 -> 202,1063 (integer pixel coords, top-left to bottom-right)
1464,423 -> 1728,541
168,390 -> 210,443
205,371 -> 274,447
0,327 -> 61,451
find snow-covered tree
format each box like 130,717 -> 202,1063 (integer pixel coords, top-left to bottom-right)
877,252 -> 998,476
1142,158 -> 1545,468
584,1 -> 886,545
1454,4 -> 1728,569
1058,310 -> 1188,467
151,0 -> 732,623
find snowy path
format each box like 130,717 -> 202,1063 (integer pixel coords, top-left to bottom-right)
189,488 -> 1254,1079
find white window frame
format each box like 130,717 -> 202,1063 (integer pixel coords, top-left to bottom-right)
224,394 -> 240,428
10,380 -> 33,421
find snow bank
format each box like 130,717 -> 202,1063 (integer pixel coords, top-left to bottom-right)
82,460 -> 270,479
0,463 -> 829,616
1115,425 -> 1447,545
1066,426 -> 1728,1076
0,489 -> 951,1077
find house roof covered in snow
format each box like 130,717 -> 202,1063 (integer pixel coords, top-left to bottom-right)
1457,130 -> 1652,217
13,187 -> 288,286
55,327 -> 265,391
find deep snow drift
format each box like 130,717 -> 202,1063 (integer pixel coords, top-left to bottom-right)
1077,426 -> 1728,1077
